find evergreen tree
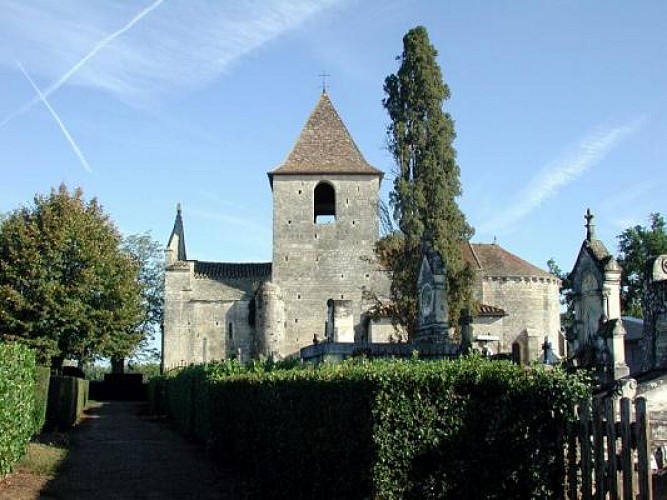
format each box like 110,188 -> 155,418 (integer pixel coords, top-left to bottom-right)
382,26 -> 473,336
617,212 -> 667,317
0,185 -> 144,368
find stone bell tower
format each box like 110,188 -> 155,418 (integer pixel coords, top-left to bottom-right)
267,92 -> 384,357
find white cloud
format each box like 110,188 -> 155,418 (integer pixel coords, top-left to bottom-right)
477,118 -> 644,234
0,0 -> 344,107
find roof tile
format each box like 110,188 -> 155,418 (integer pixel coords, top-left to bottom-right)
466,243 -> 555,279
270,93 -> 382,178
194,261 -> 272,281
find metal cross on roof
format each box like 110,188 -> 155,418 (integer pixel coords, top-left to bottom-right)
318,71 -> 330,93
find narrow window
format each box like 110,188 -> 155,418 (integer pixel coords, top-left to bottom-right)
228,322 -> 234,339
314,182 -> 336,224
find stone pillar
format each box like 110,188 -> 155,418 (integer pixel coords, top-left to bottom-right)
256,282 -> 285,359
327,299 -> 354,343
603,268 -> 623,320
603,263 -> 629,380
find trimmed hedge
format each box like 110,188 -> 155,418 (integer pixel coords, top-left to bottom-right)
154,358 -> 590,499
32,365 -> 51,436
0,343 -> 36,476
46,376 -> 89,430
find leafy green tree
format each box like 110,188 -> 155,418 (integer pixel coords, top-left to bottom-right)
0,185 -> 143,368
617,212 -> 667,317
121,232 -> 164,363
547,258 -> 574,331
382,26 -> 474,336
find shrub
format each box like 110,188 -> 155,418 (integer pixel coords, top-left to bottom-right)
0,343 -> 36,476
152,357 -> 590,499
32,365 -> 51,436
45,375 -> 89,429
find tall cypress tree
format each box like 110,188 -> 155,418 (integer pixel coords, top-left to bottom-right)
383,26 -> 473,336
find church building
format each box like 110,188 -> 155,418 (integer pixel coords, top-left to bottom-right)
163,93 -> 390,368
162,92 -> 562,369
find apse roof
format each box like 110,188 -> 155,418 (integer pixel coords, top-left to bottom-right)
466,243 -> 555,279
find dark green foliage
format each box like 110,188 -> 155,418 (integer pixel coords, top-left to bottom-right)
147,376 -> 168,415
382,26 -> 474,336
121,233 -> 164,363
0,343 -> 36,476
617,212 -> 667,317
32,365 -> 51,436
152,357 -> 589,499
547,258 -> 575,331
0,185 -> 144,367
45,375 -> 89,430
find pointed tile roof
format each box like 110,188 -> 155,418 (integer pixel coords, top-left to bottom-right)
465,242 -> 555,279
167,204 -> 187,261
269,92 -> 382,182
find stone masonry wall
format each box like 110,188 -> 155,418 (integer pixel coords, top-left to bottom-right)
480,275 -> 561,357
271,174 -> 384,357
163,262 -> 258,369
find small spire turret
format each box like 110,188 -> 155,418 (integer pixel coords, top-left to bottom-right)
167,203 -> 187,262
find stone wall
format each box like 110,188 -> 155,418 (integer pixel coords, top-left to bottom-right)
163,262 -> 257,369
479,275 -> 561,357
271,174 -> 384,357
470,316 -> 505,351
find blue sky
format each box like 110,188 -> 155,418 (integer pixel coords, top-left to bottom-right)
0,0 -> 665,274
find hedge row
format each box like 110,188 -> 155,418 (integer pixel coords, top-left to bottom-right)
46,376 -> 89,430
32,365 -> 51,435
153,357 -> 590,499
0,343 -> 36,476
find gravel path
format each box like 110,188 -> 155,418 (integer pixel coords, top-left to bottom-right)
37,401 -> 239,500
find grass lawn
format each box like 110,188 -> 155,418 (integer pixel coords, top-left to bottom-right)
16,442 -> 67,477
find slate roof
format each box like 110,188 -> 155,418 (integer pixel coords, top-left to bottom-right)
167,204 -> 187,261
269,92 -> 382,181
466,242 -> 555,279
193,261 -> 272,281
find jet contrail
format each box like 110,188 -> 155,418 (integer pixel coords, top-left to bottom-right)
1,0 -> 165,128
17,62 -> 93,173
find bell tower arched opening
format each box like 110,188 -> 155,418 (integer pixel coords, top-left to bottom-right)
314,182 -> 336,224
